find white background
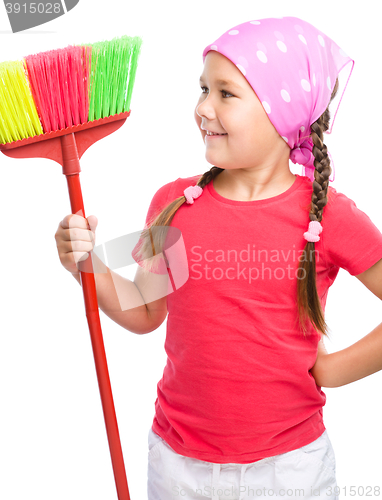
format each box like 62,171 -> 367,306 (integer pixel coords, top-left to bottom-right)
0,0 -> 381,499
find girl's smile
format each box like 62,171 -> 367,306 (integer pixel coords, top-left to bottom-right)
205,133 -> 227,141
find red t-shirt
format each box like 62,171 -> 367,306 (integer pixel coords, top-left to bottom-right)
135,173 -> 382,464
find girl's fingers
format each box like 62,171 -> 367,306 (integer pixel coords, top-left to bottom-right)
67,240 -> 94,253
87,215 -> 98,233
61,214 -> 88,230
58,214 -> 97,242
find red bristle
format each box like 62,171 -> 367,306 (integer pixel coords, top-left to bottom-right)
44,53 -> 58,132
23,57 -> 43,128
68,47 -> 80,125
62,49 -> 74,126
37,54 -> 51,131
77,47 -> 86,123
76,46 -> 88,124
41,53 -> 56,132
82,46 -> 91,122
56,51 -> 67,126
45,52 -> 59,131
57,50 -> 72,128
24,45 -> 91,133
43,54 -> 57,132
25,54 -> 51,133
78,45 -> 88,124
51,52 -> 66,130
76,51 -> 85,123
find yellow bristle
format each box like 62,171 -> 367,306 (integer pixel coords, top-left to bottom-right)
0,60 -> 43,144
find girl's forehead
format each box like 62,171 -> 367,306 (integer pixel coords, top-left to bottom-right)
202,51 -> 243,78
204,50 -> 231,66
201,52 -> 251,91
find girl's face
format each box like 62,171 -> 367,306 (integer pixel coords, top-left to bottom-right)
194,51 -> 290,172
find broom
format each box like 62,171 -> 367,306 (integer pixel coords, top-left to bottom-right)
0,35 -> 143,500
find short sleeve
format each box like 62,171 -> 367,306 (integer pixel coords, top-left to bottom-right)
322,189 -> 382,276
131,179 -> 177,273
142,180 -> 175,228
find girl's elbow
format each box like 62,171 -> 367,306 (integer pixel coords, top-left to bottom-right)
310,358 -> 335,388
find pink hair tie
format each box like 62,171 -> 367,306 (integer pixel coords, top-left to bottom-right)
304,220 -> 323,242
184,185 -> 203,204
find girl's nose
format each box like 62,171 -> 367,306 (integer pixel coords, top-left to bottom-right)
196,95 -> 215,120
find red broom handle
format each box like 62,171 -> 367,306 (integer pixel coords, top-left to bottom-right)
61,133 -> 131,500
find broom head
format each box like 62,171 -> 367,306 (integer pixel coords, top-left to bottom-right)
0,35 -> 142,165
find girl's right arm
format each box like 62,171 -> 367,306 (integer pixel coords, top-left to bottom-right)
54,214 -> 168,335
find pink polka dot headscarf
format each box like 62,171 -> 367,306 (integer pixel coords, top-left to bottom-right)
202,17 -> 354,183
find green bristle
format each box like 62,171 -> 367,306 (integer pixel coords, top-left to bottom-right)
124,37 -> 142,113
86,35 -> 142,121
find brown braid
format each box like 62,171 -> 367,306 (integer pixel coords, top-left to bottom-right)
297,77 -> 339,337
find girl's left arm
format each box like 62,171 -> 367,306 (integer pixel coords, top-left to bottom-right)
311,257 -> 382,388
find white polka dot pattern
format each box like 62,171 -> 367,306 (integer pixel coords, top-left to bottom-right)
256,51 -> 267,63
301,79 -> 311,92
262,101 -> 271,114
298,34 -> 307,45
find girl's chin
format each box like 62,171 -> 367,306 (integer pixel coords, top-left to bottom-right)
205,154 -> 228,169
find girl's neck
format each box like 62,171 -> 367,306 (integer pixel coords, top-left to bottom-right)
212,169 -> 297,202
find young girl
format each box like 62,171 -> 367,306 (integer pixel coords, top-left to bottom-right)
55,16 -> 382,500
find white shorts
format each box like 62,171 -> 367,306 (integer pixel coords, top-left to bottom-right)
147,427 -> 338,500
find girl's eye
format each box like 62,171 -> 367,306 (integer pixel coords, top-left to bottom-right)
200,86 -> 233,98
